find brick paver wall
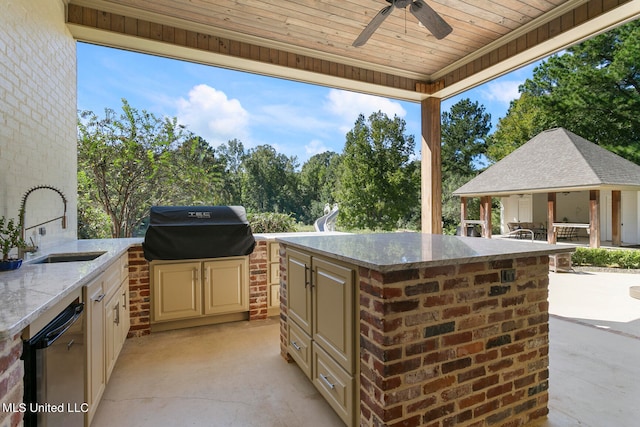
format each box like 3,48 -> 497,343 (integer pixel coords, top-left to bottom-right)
249,240 -> 268,320
128,246 -> 151,338
0,334 -> 24,427
359,256 -> 549,427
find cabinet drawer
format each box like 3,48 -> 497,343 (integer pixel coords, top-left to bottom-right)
269,242 -> 280,263
312,343 -> 354,427
288,319 -> 312,379
269,264 -> 280,285
119,252 -> 129,283
103,260 -> 122,299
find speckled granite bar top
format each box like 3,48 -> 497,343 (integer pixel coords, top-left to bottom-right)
0,238 -> 142,339
277,232 -> 572,272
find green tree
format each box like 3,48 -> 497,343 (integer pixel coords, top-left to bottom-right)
439,99 -> 491,232
298,151 -> 342,223
77,170 -> 112,239
78,99 -> 189,237
241,145 -> 300,215
490,20 -> 640,162
485,93 -> 543,162
441,99 -> 491,176
168,135 -> 223,205
336,112 -> 418,230
216,139 -> 246,205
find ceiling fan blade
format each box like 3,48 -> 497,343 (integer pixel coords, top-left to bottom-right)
353,5 -> 394,47
410,0 -> 452,40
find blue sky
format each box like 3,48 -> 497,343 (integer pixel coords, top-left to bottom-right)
77,42 -> 539,164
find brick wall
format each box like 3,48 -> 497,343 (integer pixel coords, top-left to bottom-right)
249,240 -> 268,320
127,246 -> 151,338
359,256 -> 550,427
0,0 -> 77,248
0,333 -> 24,427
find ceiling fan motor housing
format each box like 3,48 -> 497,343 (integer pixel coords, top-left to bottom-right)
390,0 -> 413,8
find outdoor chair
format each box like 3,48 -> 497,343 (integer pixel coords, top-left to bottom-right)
506,222 -> 534,240
556,226 -> 579,240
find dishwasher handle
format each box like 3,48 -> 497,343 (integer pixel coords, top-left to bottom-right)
41,303 -> 85,348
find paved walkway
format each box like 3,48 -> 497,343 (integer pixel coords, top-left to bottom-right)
549,269 -> 640,338
545,270 -> 640,426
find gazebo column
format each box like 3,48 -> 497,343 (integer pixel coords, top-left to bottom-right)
589,190 -> 601,248
421,97 -> 442,234
547,193 -> 556,244
460,196 -> 467,232
612,190 -> 622,246
480,196 -> 492,238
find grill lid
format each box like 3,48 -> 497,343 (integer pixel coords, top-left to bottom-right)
142,206 -> 256,261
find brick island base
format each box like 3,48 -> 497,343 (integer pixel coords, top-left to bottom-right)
281,254 -> 550,427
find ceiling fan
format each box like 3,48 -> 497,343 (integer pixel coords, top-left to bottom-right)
353,0 -> 452,47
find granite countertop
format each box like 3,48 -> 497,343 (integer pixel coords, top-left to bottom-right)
253,231 -> 347,240
0,238 -> 142,339
276,232 -> 573,272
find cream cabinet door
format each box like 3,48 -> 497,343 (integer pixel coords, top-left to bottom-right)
312,257 -> 355,373
152,262 -> 202,322
84,275 -> 105,425
104,291 -> 120,382
203,257 -> 248,315
286,249 -> 312,335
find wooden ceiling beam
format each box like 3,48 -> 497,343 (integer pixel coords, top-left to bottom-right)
67,4 -> 428,98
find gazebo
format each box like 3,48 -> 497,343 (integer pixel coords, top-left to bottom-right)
454,127 -> 640,248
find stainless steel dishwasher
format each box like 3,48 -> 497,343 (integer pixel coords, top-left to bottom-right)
22,300 -> 86,427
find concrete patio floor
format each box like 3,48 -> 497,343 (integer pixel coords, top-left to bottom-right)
543,269 -> 640,426
92,270 -> 640,427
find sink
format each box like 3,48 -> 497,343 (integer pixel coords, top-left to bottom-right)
33,251 -> 107,264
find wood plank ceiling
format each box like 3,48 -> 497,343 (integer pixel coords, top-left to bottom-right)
68,0 -> 639,101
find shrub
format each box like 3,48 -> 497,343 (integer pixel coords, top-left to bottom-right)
247,212 -> 297,233
571,247 -> 640,269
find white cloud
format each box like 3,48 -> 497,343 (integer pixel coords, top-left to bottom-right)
305,139 -> 330,156
324,89 -> 407,133
175,84 -> 249,146
256,104 -> 329,133
480,80 -> 521,104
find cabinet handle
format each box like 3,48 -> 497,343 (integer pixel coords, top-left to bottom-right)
114,302 -> 120,326
192,267 -> 200,282
320,374 -> 335,390
122,290 -> 127,309
92,293 -> 105,303
291,341 -> 301,351
304,265 -> 310,288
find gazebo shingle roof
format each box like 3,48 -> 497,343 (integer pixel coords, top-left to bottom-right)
454,128 -> 640,197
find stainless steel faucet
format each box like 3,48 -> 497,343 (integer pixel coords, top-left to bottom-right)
18,185 -> 67,258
